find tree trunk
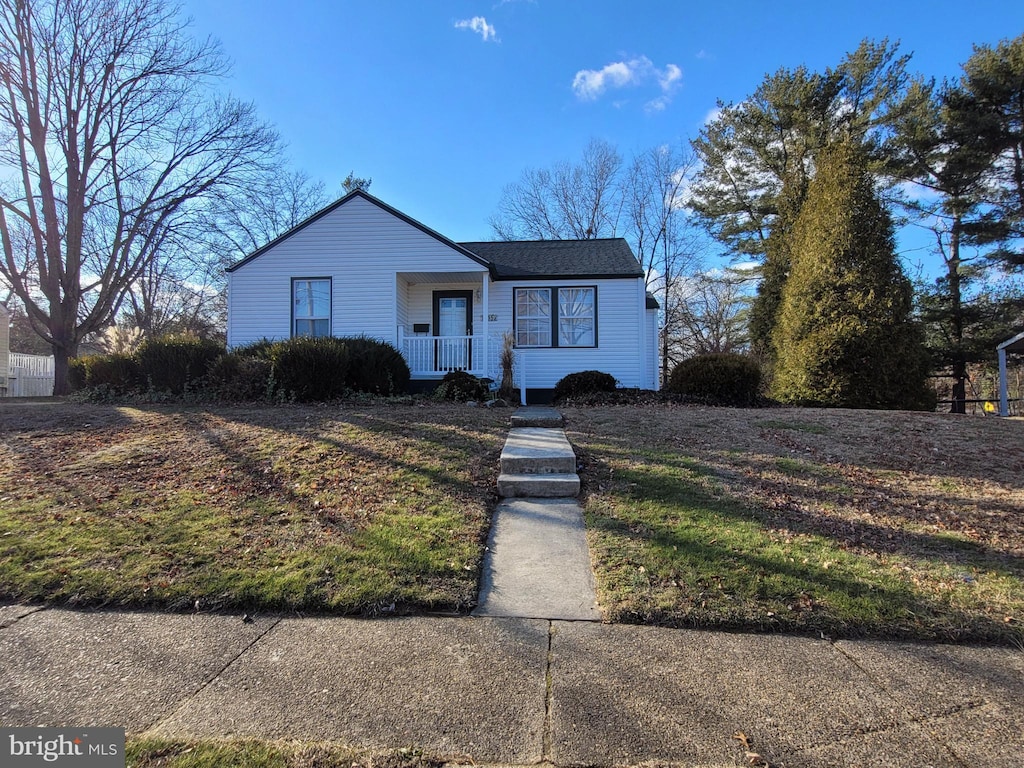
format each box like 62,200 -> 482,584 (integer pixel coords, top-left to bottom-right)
51,344 -> 73,396
948,219 -> 966,415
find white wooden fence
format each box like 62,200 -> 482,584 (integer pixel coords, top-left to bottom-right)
3,352 -> 55,397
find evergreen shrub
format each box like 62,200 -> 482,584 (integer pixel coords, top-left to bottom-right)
433,370 -> 487,402
667,353 -> 762,406
553,370 -> 618,402
72,353 -> 143,393
344,336 -> 410,395
205,353 -> 274,401
135,335 -> 224,394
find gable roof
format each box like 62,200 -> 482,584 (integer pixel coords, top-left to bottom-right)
225,189 -> 490,273
459,239 -> 644,280
226,190 -> 645,281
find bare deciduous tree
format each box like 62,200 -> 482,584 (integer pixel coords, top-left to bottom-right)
490,138 -> 623,240
0,0 -> 278,392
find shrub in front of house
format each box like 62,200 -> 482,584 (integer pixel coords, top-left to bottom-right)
135,334 -> 224,394
70,353 -> 143,393
258,336 -> 409,401
343,336 -> 411,396
205,353 -> 275,401
553,370 -> 618,403
667,353 -> 762,406
433,370 -> 487,402
265,336 -> 351,401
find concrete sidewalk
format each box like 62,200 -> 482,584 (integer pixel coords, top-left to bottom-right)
2,605 -> 1021,767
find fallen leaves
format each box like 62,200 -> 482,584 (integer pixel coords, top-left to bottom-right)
732,731 -> 770,766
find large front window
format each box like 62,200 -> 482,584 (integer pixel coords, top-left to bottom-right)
293,278 -> 331,337
514,286 -> 596,348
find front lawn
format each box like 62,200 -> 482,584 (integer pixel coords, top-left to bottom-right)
566,405 -> 1024,643
0,402 -> 507,614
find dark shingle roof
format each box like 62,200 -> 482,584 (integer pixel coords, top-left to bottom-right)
459,238 -> 643,280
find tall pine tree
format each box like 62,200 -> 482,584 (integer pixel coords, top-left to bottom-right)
771,141 -> 933,409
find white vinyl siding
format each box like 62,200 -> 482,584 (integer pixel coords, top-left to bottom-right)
492,277 -> 646,388
227,195 -> 487,347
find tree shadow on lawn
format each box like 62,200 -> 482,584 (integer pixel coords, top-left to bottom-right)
579,447 -> 1024,644
205,406 -> 506,506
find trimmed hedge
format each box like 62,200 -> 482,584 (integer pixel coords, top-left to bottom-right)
553,370 -> 618,402
205,353 -> 274,401
69,354 -> 142,393
135,335 -> 224,394
667,353 -> 762,406
68,334 -> 410,402
245,335 -> 409,402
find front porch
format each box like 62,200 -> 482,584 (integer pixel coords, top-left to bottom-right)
395,269 -> 498,380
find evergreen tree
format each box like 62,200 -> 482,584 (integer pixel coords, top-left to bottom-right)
952,35 -> 1024,269
690,39 -> 916,262
771,141 -> 932,409
748,173 -> 807,359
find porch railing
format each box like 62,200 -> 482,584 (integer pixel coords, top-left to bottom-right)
400,334 -> 483,376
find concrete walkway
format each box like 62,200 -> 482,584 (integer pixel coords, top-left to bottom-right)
1,605 -> 1021,766
476,407 -> 600,621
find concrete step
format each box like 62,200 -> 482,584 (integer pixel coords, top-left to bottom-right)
510,407 -> 563,428
500,427 -> 577,475
497,472 -> 580,498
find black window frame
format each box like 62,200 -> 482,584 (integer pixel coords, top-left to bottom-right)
291,277 -> 332,338
513,285 -> 598,349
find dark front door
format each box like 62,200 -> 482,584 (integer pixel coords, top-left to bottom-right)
433,290 -> 473,371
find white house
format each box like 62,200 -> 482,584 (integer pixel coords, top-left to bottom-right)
226,190 -> 660,402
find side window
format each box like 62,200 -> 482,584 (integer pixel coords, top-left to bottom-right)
293,278 -> 331,337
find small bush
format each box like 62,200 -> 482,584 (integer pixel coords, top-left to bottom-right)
205,353 -> 274,401
135,334 -> 224,394
553,370 -> 618,403
667,353 -> 762,406
433,370 -> 487,402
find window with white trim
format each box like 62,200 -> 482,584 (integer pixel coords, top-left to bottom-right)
514,286 -> 596,348
558,287 -> 595,347
293,278 -> 331,337
515,288 -> 552,347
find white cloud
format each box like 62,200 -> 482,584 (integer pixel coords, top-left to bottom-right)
703,107 -> 722,125
572,59 -> 642,100
572,56 -> 682,110
659,63 -> 682,91
454,16 -> 498,42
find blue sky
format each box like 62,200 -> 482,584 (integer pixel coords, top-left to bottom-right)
183,0 -> 1024,272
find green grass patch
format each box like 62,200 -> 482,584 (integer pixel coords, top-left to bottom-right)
577,434 -> 1024,643
0,403 -> 507,615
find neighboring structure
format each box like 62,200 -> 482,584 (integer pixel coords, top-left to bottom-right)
226,190 -> 660,401
998,330 -> 1024,417
0,304 -> 8,395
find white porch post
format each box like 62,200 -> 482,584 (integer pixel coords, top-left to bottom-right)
481,274 -> 489,378
999,347 -> 1009,417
